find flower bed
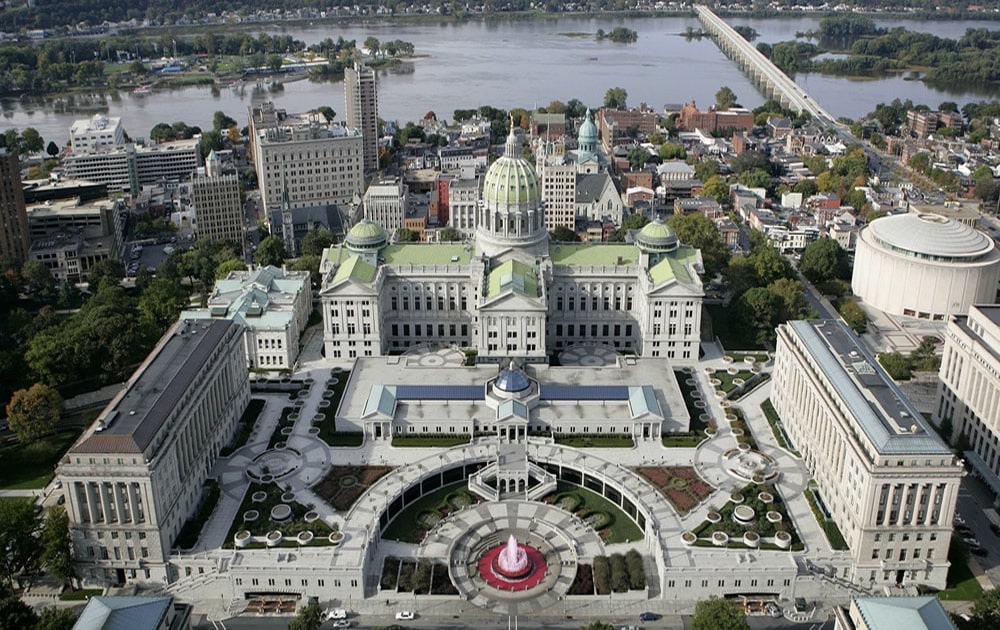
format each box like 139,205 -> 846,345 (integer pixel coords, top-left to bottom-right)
312,465 -> 392,512
635,466 -> 715,516
691,483 -> 803,551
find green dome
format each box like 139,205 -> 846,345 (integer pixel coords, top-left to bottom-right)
346,219 -> 387,250
483,126 -> 540,206
636,218 -> 678,252
578,110 -> 598,146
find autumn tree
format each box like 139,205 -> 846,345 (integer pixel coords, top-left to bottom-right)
6,383 -> 62,443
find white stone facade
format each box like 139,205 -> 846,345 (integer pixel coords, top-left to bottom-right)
772,320 -> 961,590
70,114 -> 125,153
56,319 -> 249,585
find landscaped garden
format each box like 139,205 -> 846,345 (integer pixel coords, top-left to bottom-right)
312,465 -> 392,512
380,557 -> 458,595
224,482 -> 334,549
543,482 -> 644,543
689,483 -> 803,551
634,466 -> 715,516
663,370 -> 714,447
726,406 -> 759,451
381,481 -> 480,543
266,406 -> 297,450
590,550 -> 646,594
935,538 -> 984,601
804,482 -> 849,551
391,434 -> 470,448
554,433 -> 634,448
173,480 -> 220,550
318,370 -> 363,447
220,398 -> 266,457
761,398 -> 799,455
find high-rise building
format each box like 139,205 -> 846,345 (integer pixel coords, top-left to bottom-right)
345,61 -> 379,172
0,148 -> 30,263
69,114 -> 126,153
936,304 -> 1000,498
192,151 -> 245,254
56,319 -> 249,584
772,319 -> 961,590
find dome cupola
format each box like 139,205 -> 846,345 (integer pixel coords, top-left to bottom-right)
345,219 -> 388,253
635,218 -> 678,253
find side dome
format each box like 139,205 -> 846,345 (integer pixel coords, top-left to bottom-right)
636,218 -> 678,252
345,219 -> 387,251
578,109 -> 598,146
495,361 -> 530,393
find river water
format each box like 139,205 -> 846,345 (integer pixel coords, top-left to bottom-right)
3,14 -> 1000,145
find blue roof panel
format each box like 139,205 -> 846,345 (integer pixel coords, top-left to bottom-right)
540,385 -> 630,400
395,385 -> 484,400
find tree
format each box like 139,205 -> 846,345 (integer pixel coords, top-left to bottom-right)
40,506 -> 74,587
0,500 -> 41,591
800,238 -> 850,284
20,128 -> 43,154
22,259 -> 55,296
738,168 -> 771,190
255,236 -> 287,268
604,87 -> 627,110
627,147 -> 650,170
214,258 -> 247,279
736,287 -> 781,345
609,212 -> 650,242
300,228 -> 335,256
288,255 -> 321,289
6,383 -> 62,443
667,213 -> 729,277
138,278 -> 189,332
87,258 -> 124,289
212,111 -> 237,132
768,277 -> 810,322
45,141 -> 59,157
968,587 -> 1000,627
839,299 -> 867,334
34,607 -> 76,630
364,36 -> 380,58
715,86 -> 738,111
396,228 -> 420,243
198,130 -> 223,159
580,623 -> 614,630
702,175 -> 730,206
288,603 -> 323,630
878,352 -> 912,381
747,236 -> 795,286
0,597 -> 38,630
691,596 -> 749,630
694,159 -> 720,182
550,226 -> 581,242
317,106 -> 336,123
438,227 -> 463,242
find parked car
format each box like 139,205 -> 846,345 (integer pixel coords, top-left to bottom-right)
332,621 -> 352,628
954,515 -> 966,526
970,546 -> 988,557
323,608 -> 347,621
395,611 -> 415,621
963,537 -> 981,548
639,612 -> 660,621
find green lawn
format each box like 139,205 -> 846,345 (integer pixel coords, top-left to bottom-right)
381,482 -> 474,543
318,372 -> 356,447
545,482 -> 644,544
0,430 -> 80,490
662,433 -> 705,447
803,485 -> 849,551
60,588 -> 103,601
554,434 -> 634,448
761,398 -> 800,455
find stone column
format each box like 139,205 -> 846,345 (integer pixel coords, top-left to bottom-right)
114,483 -> 128,524
100,483 -> 115,524
128,483 -> 142,524
85,482 -> 101,523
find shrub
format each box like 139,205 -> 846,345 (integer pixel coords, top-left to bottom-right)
625,549 -> 646,590
593,556 -> 610,594
609,554 -> 629,593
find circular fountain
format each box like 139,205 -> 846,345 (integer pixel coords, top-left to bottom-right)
477,534 -> 547,590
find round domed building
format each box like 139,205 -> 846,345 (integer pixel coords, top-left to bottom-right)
476,125 -> 548,257
851,213 -> 1000,320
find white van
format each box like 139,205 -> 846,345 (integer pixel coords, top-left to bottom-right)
323,608 -> 347,621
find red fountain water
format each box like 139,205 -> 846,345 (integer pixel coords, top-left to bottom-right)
478,533 -> 547,591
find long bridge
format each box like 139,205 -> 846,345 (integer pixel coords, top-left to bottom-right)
695,5 -> 838,126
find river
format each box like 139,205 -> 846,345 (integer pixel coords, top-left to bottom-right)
3,14 -> 1000,145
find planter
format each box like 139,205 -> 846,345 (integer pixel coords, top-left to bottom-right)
766,511 -> 783,524
714,390 -> 725,399
711,531 -> 729,547
281,492 -> 296,503
243,510 -> 260,522
752,472 -> 766,484
707,511 -> 722,524
297,531 -> 314,545
727,367 -> 739,375
308,427 -> 320,435
281,426 -> 294,435
318,400 -> 331,408
731,428 -> 744,438
725,413 -> 737,422
737,442 -> 752,453
329,532 -> 344,546
704,367 -> 715,375
774,530 -> 792,549
705,427 -> 717,438
270,504 -> 292,522
266,530 -> 283,547
733,505 -> 756,525
730,492 -> 744,504
313,414 -> 324,423
733,378 -> 745,387
693,400 -> 706,409
723,355 -> 734,364
235,530 -> 252,548
304,377 -> 315,385
322,391 -> 335,399
709,378 -> 722,387
758,492 -> 774,504
251,491 -> 268,503
274,441 -> 287,450
699,413 -> 712,425
744,531 -> 760,548
288,413 -> 300,422
744,356 -> 757,365
681,531 -> 697,546
304,511 -> 320,523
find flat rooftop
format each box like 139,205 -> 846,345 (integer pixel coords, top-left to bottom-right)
550,243 -> 638,267
382,243 -> 472,266
789,320 -> 950,455
72,319 -> 237,456
339,356 -> 689,429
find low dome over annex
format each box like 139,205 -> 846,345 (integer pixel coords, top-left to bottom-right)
852,213 -> 1000,321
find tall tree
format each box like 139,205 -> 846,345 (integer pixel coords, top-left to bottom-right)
40,506 -> 74,588
550,226 -> 581,242
255,236 -> 287,267
799,238 -> 850,284
715,86 -> 738,111
0,596 -> 38,629
603,87 -> 627,110
300,228 -> 335,256
691,596 -> 750,630
0,500 -> 41,591
288,603 -> 323,630
6,383 -> 62,443
667,213 -> 729,277
138,278 -> 189,332
34,607 -> 76,630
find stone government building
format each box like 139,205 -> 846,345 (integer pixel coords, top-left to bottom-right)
319,127 -> 705,363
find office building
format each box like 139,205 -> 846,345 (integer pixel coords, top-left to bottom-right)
363,179 -> 408,233
56,319 -> 249,584
70,115 -> 126,153
191,151 -> 245,253
180,265 -> 312,370
345,61 -> 379,172
834,596 -> 955,630
62,140 -> 201,193
936,304 -> 1000,499
772,320 -> 962,590
0,148 -> 30,263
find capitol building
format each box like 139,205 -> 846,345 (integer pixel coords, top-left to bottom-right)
318,126 -> 705,364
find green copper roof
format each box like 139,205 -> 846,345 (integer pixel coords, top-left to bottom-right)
648,247 -> 697,286
482,157 -> 540,204
332,255 -> 377,284
578,109 -> 598,144
346,219 -> 387,247
550,244 -> 638,267
639,219 -> 676,241
486,260 -> 539,298
382,243 -> 471,266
